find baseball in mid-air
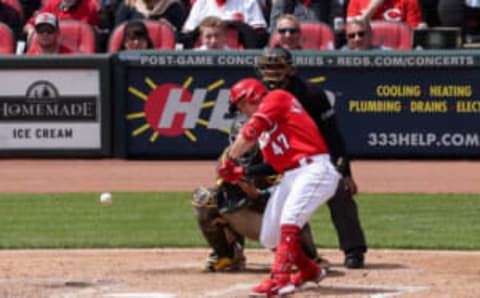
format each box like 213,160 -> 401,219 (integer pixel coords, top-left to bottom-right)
100,192 -> 113,205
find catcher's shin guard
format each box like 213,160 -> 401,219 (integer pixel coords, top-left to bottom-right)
193,188 -> 232,258
192,187 -> 246,272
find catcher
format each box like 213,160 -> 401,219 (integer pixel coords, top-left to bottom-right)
192,115 -> 328,272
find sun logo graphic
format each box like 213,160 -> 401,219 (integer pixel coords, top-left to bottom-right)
126,76 -> 233,142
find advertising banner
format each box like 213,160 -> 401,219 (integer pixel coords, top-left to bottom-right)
301,68 -> 480,158
118,51 -> 480,158
124,67 -> 253,157
0,69 -> 101,150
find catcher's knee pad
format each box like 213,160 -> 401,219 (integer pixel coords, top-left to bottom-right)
192,187 -> 217,209
192,187 -> 221,225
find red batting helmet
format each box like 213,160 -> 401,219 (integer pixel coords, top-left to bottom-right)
229,78 -> 266,113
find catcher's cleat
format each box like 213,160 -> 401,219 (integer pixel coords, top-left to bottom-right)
315,256 -> 331,270
249,276 -> 295,298
291,262 -> 327,288
203,253 -> 246,272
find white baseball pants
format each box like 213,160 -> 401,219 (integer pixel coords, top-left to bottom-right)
259,154 -> 340,249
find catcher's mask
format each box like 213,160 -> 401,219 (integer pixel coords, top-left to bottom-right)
229,78 -> 266,113
256,46 -> 294,90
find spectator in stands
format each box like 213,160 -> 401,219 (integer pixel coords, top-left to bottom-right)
114,0 -> 187,32
19,0 -> 42,20
26,12 -> 76,55
346,0 -> 425,29
272,14 -> 303,50
438,0 -> 480,42
23,0 -> 100,38
182,0 -> 268,46
98,0 -> 121,30
0,0 -> 23,41
418,0 -> 440,27
120,20 -> 154,49
269,0 -> 320,33
341,17 -> 390,50
195,16 -> 230,50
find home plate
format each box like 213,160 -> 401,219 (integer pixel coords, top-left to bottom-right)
105,293 -> 175,298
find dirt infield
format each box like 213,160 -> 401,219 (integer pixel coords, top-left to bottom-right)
1,159 -> 479,193
0,159 -> 479,297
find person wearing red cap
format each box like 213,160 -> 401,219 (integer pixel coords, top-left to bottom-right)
218,78 -> 340,297
26,12 -> 76,55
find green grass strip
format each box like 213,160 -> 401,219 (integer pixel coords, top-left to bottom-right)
0,193 -> 478,250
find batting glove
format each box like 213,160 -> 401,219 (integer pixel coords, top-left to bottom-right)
217,158 -> 245,183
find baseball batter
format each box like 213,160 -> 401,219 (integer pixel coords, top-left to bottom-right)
218,78 -> 340,297
192,116 -> 326,272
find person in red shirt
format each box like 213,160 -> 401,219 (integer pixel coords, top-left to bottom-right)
23,0 -> 99,37
26,12 -> 76,55
218,78 -> 340,297
347,0 -> 424,29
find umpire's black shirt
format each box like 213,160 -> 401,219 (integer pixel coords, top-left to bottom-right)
285,74 -> 352,177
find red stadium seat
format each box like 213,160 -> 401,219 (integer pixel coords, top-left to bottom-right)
28,20 -> 97,53
0,22 -> 15,54
371,20 -> 412,50
108,20 -> 176,52
270,22 -> 335,50
2,0 -> 24,21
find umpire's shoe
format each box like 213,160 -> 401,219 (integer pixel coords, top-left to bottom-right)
344,253 -> 365,269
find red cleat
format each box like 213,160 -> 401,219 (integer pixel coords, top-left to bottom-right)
249,277 -> 295,297
291,263 -> 327,288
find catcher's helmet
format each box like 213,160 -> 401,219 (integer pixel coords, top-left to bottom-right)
229,78 -> 266,113
257,46 -> 294,90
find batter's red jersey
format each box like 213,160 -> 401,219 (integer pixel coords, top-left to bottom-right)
347,0 -> 422,28
245,89 -> 329,174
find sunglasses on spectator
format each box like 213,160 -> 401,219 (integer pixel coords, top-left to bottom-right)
277,27 -> 300,35
347,31 -> 366,39
36,26 -> 56,34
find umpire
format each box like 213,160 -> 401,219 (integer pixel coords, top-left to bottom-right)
256,46 -> 367,268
